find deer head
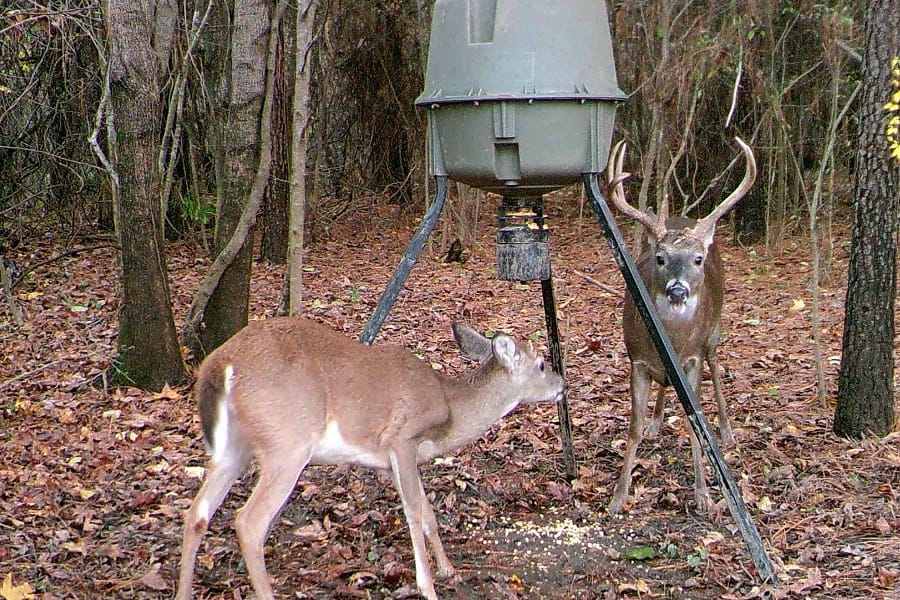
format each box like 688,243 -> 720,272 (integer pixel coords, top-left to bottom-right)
606,137 -> 756,316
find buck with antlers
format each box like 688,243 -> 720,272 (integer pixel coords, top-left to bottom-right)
605,137 -> 756,514
175,317 -> 564,600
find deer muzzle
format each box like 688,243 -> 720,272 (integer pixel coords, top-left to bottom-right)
666,281 -> 690,305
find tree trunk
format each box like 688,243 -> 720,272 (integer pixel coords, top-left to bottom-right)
197,0 -> 272,356
287,0 -> 317,316
835,0 -> 899,439
104,0 -> 185,390
260,24 -> 290,264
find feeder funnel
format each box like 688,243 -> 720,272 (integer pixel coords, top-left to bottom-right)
417,0 -> 626,197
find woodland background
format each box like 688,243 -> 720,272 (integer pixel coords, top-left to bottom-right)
1,1 -> 899,599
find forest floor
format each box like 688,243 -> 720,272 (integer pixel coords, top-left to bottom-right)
1,191 -> 899,600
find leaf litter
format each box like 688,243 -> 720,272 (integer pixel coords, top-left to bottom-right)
0,193 -> 897,599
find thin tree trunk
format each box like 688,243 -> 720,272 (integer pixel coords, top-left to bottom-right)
835,0 -> 899,438
811,78 -> 860,408
103,0 -> 185,390
194,0 -> 271,356
287,0 -> 317,316
185,0 -> 288,355
260,24 -> 290,264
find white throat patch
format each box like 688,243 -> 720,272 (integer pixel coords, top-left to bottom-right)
655,292 -> 699,320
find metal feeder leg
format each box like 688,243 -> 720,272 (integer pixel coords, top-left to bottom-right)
360,176 -> 449,345
541,274 -> 577,480
583,173 -> 776,584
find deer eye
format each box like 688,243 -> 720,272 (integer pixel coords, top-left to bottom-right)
538,358 -> 545,371
656,254 -> 665,266
694,255 -> 703,266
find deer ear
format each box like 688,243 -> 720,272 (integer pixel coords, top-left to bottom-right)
491,335 -> 520,371
452,323 -> 493,361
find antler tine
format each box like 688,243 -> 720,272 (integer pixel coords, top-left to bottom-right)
657,194 -> 670,232
694,136 -> 757,236
606,140 -> 662,236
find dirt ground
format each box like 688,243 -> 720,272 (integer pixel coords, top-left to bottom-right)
1,191 -> 898,599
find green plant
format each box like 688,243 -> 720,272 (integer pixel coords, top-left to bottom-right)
181,195 -> 215,225
686,547 -> 709,569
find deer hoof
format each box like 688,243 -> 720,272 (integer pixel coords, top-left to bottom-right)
719,424 -> 735,448
694,489 -> 715,515
607,495 -> 627,515
436,564 -> 457,581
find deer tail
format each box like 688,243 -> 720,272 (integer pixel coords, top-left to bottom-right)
197,364 -> 234,459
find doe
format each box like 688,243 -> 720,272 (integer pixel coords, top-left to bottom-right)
606,137 -> 756,514
175,317 -> 564,600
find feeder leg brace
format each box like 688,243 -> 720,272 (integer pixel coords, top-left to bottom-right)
583,173 -> 776,584
360,176 -> 449,346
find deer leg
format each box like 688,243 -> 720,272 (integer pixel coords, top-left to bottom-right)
645,385 -> 668,437
707,350 -> 733,447
389,446 -> 438,600
684,359 -> 713,512
176,451 -> 247,600
234,447 -> 312,600
609,363 -> 653,514
416,477 -> 455,580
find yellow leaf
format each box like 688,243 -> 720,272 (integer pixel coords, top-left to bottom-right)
617,579 -> 652,594
789,298 -> 806,312
0,573 -> 35,600
78,487 -> 98,500
508,573 -> 525,591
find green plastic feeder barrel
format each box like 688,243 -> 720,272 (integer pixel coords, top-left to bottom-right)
416,0 -> 626,198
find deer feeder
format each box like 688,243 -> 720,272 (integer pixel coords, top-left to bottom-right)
360,0 -> 776,583
417,0 -> 625,281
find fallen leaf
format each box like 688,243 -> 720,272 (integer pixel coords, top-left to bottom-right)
0,574 -> 34,600
152,383 -> 181,401
877,567 -> 899,589
617,579 -> 651,594
184,466 -> 206,479
77,487 -> 98,500
508,573 -> 525,592
61,541 -> 88,555
137,564 -> 168,591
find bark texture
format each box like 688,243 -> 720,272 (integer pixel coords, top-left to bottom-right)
197,0 -> 271,356
105,0 -> 185,390
835,0 -> 899,438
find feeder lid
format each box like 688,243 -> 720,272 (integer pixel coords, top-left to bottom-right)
416,0 -> 627,106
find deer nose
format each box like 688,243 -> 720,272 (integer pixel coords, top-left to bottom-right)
666,282 -> 689,304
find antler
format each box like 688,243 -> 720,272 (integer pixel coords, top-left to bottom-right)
606,140 -> 667,239
692,137 -> 757,239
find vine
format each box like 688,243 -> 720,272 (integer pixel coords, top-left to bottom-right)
886,56 -> 900,163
